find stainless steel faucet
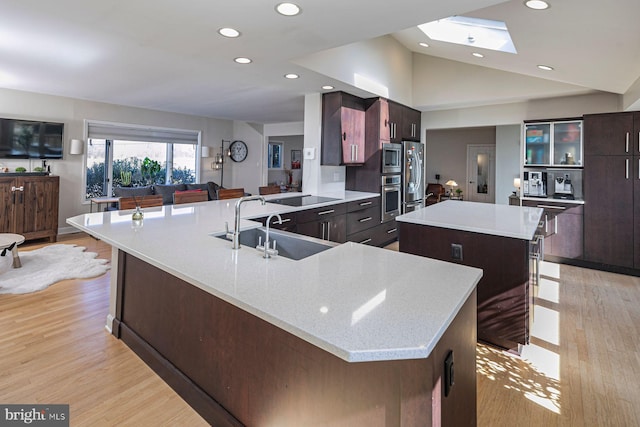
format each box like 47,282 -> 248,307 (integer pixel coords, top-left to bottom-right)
229,195 -> 266,249
260,213 -> 282,258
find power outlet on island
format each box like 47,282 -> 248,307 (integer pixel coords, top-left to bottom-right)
451,243 -> 463,261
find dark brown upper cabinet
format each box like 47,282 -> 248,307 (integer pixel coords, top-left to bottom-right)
388,100 -> 421,142
321,91 -> 366,166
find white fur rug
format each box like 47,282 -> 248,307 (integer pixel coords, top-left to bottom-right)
0,244 -> 110,294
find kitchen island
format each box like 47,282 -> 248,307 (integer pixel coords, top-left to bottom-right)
397,200 -> 543,351
67,192 -> 482,426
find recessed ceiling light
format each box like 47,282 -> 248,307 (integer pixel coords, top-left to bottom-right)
218,27 -> 240,38
537,64 -> 554,71
472,52 -> 484,58
322,85 -> 334,90
284,73 -> 299,79
419,42 -> 430,48
275,2 -> 301,16
234,57 -> 252,64
525,0 -> 550,10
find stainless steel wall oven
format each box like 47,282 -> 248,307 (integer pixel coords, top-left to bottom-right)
381,175 -> 401,222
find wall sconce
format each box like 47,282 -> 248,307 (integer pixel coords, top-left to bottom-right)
201,146 -> 211,158
69,139 -> 84,155
212,153 -> 224,170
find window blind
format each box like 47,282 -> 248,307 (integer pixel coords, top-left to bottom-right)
87,122 -> 200,145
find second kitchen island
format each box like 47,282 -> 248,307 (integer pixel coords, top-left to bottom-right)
397,200 -> 543,351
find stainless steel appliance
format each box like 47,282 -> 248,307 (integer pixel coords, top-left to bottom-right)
381,142 -> 402,174
402,141 -> 425,213
523,171 -> 547,197
381,175 -> 401,222
553,173 -> 574,199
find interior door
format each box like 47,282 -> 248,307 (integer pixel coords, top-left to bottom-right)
466,145 -> 495,203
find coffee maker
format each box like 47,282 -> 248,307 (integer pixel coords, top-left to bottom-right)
523,171 -> 547,197
554,173 -> 574,199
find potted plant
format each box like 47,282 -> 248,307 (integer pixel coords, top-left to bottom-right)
455,188 -> 463,200
121,171 -> 132,187
140,157 -> 161,185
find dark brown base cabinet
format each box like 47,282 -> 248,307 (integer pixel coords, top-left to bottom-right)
255,197 -> 398,248
114,251 -> 478,427
583,112 -> 640,270
295,202 -> 347,243
0,175 -> 59,242
521,200 -> 583,261
399,222 -> 531,351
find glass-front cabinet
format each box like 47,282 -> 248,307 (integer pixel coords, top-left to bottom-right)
524,120 -> 583,167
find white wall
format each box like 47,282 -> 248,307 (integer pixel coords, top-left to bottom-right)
495,125 -> 521,205
0,87 -> 238,234
425,127 -> 496,198
229,121 -> 264,196
422,92 -> 621,130
302,93 -> 346,195
294,35 -> 414,106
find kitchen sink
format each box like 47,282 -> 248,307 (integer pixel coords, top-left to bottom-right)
214,227 -> 338,260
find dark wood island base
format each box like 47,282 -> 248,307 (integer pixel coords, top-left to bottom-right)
399,222 -> 532,351
112,250 -> 478,426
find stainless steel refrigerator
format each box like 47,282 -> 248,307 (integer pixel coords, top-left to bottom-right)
402,141 -> 425,213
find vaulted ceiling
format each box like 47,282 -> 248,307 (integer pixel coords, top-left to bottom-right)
1,0 -> 639,123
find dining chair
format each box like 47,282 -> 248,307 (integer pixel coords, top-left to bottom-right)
173,190 -> 208,204
259,185 -> 281,195
217,188 -> 246,200
118,195 -> 164,210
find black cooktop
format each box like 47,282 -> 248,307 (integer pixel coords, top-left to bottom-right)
267,195 -> 340,207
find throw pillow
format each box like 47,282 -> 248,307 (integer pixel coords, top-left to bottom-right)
186,183 -> 211,200
153,184 -> 187,205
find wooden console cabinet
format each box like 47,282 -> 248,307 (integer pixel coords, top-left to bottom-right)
0,174 -> 59,242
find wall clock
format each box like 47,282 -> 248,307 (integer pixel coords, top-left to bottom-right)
229,140 -> 248,162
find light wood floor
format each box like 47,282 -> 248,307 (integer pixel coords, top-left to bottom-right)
2,234 -> 639,426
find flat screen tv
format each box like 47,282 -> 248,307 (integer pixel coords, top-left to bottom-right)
0,118 -> 64,159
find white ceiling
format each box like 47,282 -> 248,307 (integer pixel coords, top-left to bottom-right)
1,0 -> 639,124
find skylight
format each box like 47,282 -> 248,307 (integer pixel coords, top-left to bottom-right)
418,16 -> 517,54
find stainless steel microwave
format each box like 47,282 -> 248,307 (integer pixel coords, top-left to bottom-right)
381,142 -> 402,174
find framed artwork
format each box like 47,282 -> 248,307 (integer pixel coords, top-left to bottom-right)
268,141 -> 283,169
291,149 -> 301,169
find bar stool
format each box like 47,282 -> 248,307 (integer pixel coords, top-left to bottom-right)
0,233 -> 26,268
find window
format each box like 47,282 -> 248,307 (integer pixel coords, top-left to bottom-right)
84,122 -> 200,199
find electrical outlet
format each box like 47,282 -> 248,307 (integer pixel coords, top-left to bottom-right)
451,243 -> 463,261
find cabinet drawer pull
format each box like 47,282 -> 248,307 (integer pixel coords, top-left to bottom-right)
545,215 -> 548,233
359,238 -> 372,244
626,158 -> 630,179
358,217 -> 372,223
359,201 -> 373,206
318,209 -> 335,216
537,205 -> 566,210
626,132 -> 630,153
386,228 -> 397,234
638,158 -> 640,180
342,132 -> 346,141
555,215 -> 558,234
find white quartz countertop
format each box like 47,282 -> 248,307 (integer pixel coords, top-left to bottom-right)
396,200 -> 543,240
67,191 -> 482,363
